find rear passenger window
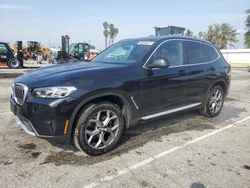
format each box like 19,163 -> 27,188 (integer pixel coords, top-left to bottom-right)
204,45 -> 218,61
151,40 -> 183,66
184,41 -> 218,64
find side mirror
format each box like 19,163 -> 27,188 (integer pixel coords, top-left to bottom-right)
146,59 -> 170,69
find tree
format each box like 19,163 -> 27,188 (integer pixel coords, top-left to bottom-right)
102,22 -> 119,48
198,31 -> 207,39
109,24 -> 119,45
185,29 -> 193,37
199,23 -> 238,49
103,22 -> 109,48
244,9 -> 250,48
108,24 -> 115,46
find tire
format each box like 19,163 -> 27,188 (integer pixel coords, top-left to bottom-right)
36,52 -> 44,61
73,102 -> 124,155
7,58 -> 21,69
199,85 -> 225,117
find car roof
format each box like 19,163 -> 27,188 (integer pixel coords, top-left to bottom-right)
124,36 -> 215,47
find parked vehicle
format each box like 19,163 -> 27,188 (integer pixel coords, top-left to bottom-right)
10,36 -> 231,155
0,42 -> 23,68
13,41 -> 50,61
154,25 -> 185,36
57,35 -> 93,63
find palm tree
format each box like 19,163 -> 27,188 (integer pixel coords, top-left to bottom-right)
108,24 -> 119,46
244,9 -> 250,48
185,29 -> 193,37
112,28 -> 119,44
108,24 -> 115,46
198,31 -> 207,39
103,22 -> 109,48
200,23 -> 238,49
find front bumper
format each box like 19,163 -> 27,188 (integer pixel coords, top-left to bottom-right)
15,115 -> 36,136
10,96 -> 75,144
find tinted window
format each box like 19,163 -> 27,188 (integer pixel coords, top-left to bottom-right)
204,45 -> 218,61
78,44 -> 83,53
150,40 -> 183,66
184,41 -> 218,64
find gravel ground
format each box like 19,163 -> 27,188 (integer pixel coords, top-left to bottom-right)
0,69 -> 250,188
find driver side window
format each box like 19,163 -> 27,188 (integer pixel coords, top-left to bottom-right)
151,40 -> 183,66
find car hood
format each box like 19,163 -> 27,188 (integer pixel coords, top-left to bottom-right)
15,61 -> 127,87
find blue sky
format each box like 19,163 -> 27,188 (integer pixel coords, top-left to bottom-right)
0,0 -> 249,49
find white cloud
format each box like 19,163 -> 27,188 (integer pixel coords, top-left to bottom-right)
0,4 -> 31,10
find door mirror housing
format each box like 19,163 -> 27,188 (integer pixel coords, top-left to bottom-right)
146,59 -> 170,69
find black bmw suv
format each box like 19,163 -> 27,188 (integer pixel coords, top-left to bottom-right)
10,36 -> 231,155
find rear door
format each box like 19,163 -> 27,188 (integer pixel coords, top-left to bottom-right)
182,41 -> 219,104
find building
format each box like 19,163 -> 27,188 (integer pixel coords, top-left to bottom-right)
221,49 -> 250,68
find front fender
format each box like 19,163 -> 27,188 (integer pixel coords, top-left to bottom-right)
67,90 -> 133,140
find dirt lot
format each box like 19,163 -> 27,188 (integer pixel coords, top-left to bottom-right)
0,69 -> 250,188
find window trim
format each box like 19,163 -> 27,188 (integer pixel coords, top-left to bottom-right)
143,39 -> 220,69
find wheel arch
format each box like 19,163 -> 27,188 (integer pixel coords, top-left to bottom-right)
68,92 -> 132,140
202,79 -> 228,105
208,79 -> 228,94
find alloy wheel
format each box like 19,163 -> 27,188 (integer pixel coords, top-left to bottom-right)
84,109 -> 120,149
209,88 -> 223,114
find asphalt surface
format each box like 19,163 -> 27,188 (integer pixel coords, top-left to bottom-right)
0,69 -> 250,188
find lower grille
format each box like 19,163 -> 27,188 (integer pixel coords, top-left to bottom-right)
13,83 -> 28,105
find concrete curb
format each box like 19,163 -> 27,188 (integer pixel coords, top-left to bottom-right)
0,68 -> 31,78
0,73 -> 23,78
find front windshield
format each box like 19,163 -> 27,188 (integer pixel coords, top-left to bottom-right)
92,39 -> 155,64
69,43 -> 76,55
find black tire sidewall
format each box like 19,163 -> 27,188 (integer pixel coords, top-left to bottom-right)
76,102 -> 124,155
206,85 -> 224,117
36,52 -> 44,61
7,58 -> 21,68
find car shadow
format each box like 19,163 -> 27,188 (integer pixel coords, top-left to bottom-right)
43,102 -> 246,166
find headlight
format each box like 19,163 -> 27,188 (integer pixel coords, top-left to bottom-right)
33,86 -> 77,98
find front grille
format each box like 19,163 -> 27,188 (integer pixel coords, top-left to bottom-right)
13,83 -> 28,105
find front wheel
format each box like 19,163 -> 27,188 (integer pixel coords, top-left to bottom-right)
36,52 -> 44,61
7,58 -> 21,68
73,102 -> 124,155
199,85 -> 225,117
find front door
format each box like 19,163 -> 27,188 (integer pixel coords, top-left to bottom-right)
137,40 -> 188,116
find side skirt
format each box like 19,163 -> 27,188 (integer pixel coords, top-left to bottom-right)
141,102 -> 201,120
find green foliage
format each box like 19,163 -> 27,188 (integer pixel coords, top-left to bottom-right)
102,22 -> 119,48
89,44 -> 95,49
103,22 -> 109,48
199,23 -> 238,49
244,9 -> 250,48
185,29 -> 194,37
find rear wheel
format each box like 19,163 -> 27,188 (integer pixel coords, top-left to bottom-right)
199,85 -> 225,117
7,58 -> 21,68
73,102 -> 124,155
